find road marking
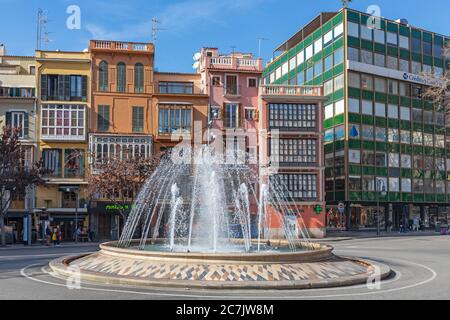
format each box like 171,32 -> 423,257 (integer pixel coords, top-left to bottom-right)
20,256 -> 434,299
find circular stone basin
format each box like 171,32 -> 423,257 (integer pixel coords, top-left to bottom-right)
49,239 -> 391,290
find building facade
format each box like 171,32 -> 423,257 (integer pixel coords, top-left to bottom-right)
88,40 -> 155,239
35,50 -> 91,241
0,44 -> 37,242
264,8 -> 450,231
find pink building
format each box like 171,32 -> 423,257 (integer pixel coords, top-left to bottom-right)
197,48 -> 263,140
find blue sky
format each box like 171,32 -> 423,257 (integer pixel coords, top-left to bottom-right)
1,0 -> 449,72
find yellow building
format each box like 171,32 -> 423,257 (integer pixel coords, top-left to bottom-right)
35,50 -> 91,241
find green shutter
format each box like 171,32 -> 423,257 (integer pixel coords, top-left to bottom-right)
23,112 -> 29,138
41,74 -> 48,101
81,76 -> 87,102
5,112 -> 11,127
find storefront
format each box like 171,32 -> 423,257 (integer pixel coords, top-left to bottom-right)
89,202 -> 129,240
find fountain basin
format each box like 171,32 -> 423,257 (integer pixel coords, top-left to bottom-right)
49,240 -> 391,290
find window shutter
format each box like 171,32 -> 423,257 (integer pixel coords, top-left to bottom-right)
58,75 -> 65,100
5,112 -> 11,127
41,75 -> 48,101
64,75 -> 71,101
81,76 -> 87,102
23,112 -> 29,138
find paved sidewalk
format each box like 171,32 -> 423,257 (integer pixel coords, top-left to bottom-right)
323,230 -> 445,241
0,242 -> 102,250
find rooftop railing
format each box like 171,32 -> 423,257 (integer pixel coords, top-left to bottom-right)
90,40 -> 153,53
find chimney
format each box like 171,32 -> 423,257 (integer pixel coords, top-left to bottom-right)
0,44 -> 5,56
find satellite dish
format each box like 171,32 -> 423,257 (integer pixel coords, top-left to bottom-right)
192,61 -> 200,69
193,52 -> 201,61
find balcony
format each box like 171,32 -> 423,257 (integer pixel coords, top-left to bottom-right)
260,85 -> 324,102
90,40 -> 154,54
207,57 -> 263,72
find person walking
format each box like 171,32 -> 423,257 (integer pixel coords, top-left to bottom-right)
45,225 -> 51,246
56,226 -> 61,246
52,228 -> 57,246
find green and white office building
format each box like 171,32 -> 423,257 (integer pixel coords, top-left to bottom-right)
263,8 -> 450,231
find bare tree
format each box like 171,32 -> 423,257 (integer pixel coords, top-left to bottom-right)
423,42 -> 450,114
0,126 -> 46,246
86,154 -> 161,223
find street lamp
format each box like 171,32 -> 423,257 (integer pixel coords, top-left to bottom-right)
376,179 -> 387,237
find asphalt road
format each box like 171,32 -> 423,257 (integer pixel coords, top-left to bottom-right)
0,236 -> 449,300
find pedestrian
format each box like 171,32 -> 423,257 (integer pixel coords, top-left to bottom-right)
52,229 -> 57,246
45,225 -> 51,246
56,226 -> 61,246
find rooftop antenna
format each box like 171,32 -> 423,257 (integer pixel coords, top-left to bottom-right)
342,0 -> 352,8
257,37 -> 269,58
151,17 -> 167,44
36,9 -> 51,50
231,46 -> 236,54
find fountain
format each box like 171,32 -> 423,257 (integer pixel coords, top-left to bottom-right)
49,146 -> 390,289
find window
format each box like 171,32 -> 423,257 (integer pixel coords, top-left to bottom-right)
402,178 -> 412,192
435,135 -> 445,148
388,128 -> 400,143
348,72 -> 360,88
324,55 -> 333,71
245,108 -> 255,121
399,35 -> 410,49
400,107 -> 411,121
97,105 -> 110,132
132,106 -> 144,133
334,48 -> 344,65
375,127 -> 387,142
40,74 -> 87,101
387,32 -> 398,45
297,71 -> 305,85
362,176 -> 375,191
361,125 -> 374,140
325,104 -> 333,120
314,38 -> 323,54
411,36 -> 421,54
334,74 -> 344,92
324,79 -> 333,96
116,62 -> 127,93
412,131 -> 423,145
401,154 -> 412,168
335,125 -> 345,141
324,30 -> 333,46
349,98 -> 360,113
400,130 -> 411,144
348,47 -> 359,61
335,99 -> 345,115
8,112 -> 27,138
314,61 -> 323,77
411,61 -> 422,74
413,179 -> 424,193
375,103 -> 386,117
399,59 -> 410,72
305,45 -> 313,60
348,22 -> 359,38
134,63 -> 144,93
411,84 -> 423,99
349,176 -> 361,190
389,153 -> 400,167
374,53 -> 386,67
375,152 -> 387,166
334,23 -> 344,38
281,62 -> 289,76
289,57 -> 296,71
225,103 -> 239,128
297,50 -> 304,65
41,105 -> 85,140
374,29 -> 385,44
306,67 -> 313,82
413,155 -> 424,169
375,77 -> 386,93
434,42 -> 443,58
349,149 -> 361,164
272,174 -> 317,200
269,104 -> 316,130
158,104 -> 192,134
324,129 -> 334,143
42,149 -> 62,177
362,150 -> 375,165
29,66 -> 36,75
387,56 -> 398,70
159,82 -> 194,94
99,61 -> 108,92
248,78 -> 257,88
64,149 -> 84,178
399,82 -> 410,97
271,139 -> 317,164
361,74 -> 373,90
361,25 -> 373,41
388,80 -> 398,95
412,108 -> 422,122
423,110 -> 433,124
91,135 -> 152,164
275,67 -> 281,80
388,104 -> 399,119
349,123 -> 360,138
362,100 -> 373,115
389,178 -> 400,192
